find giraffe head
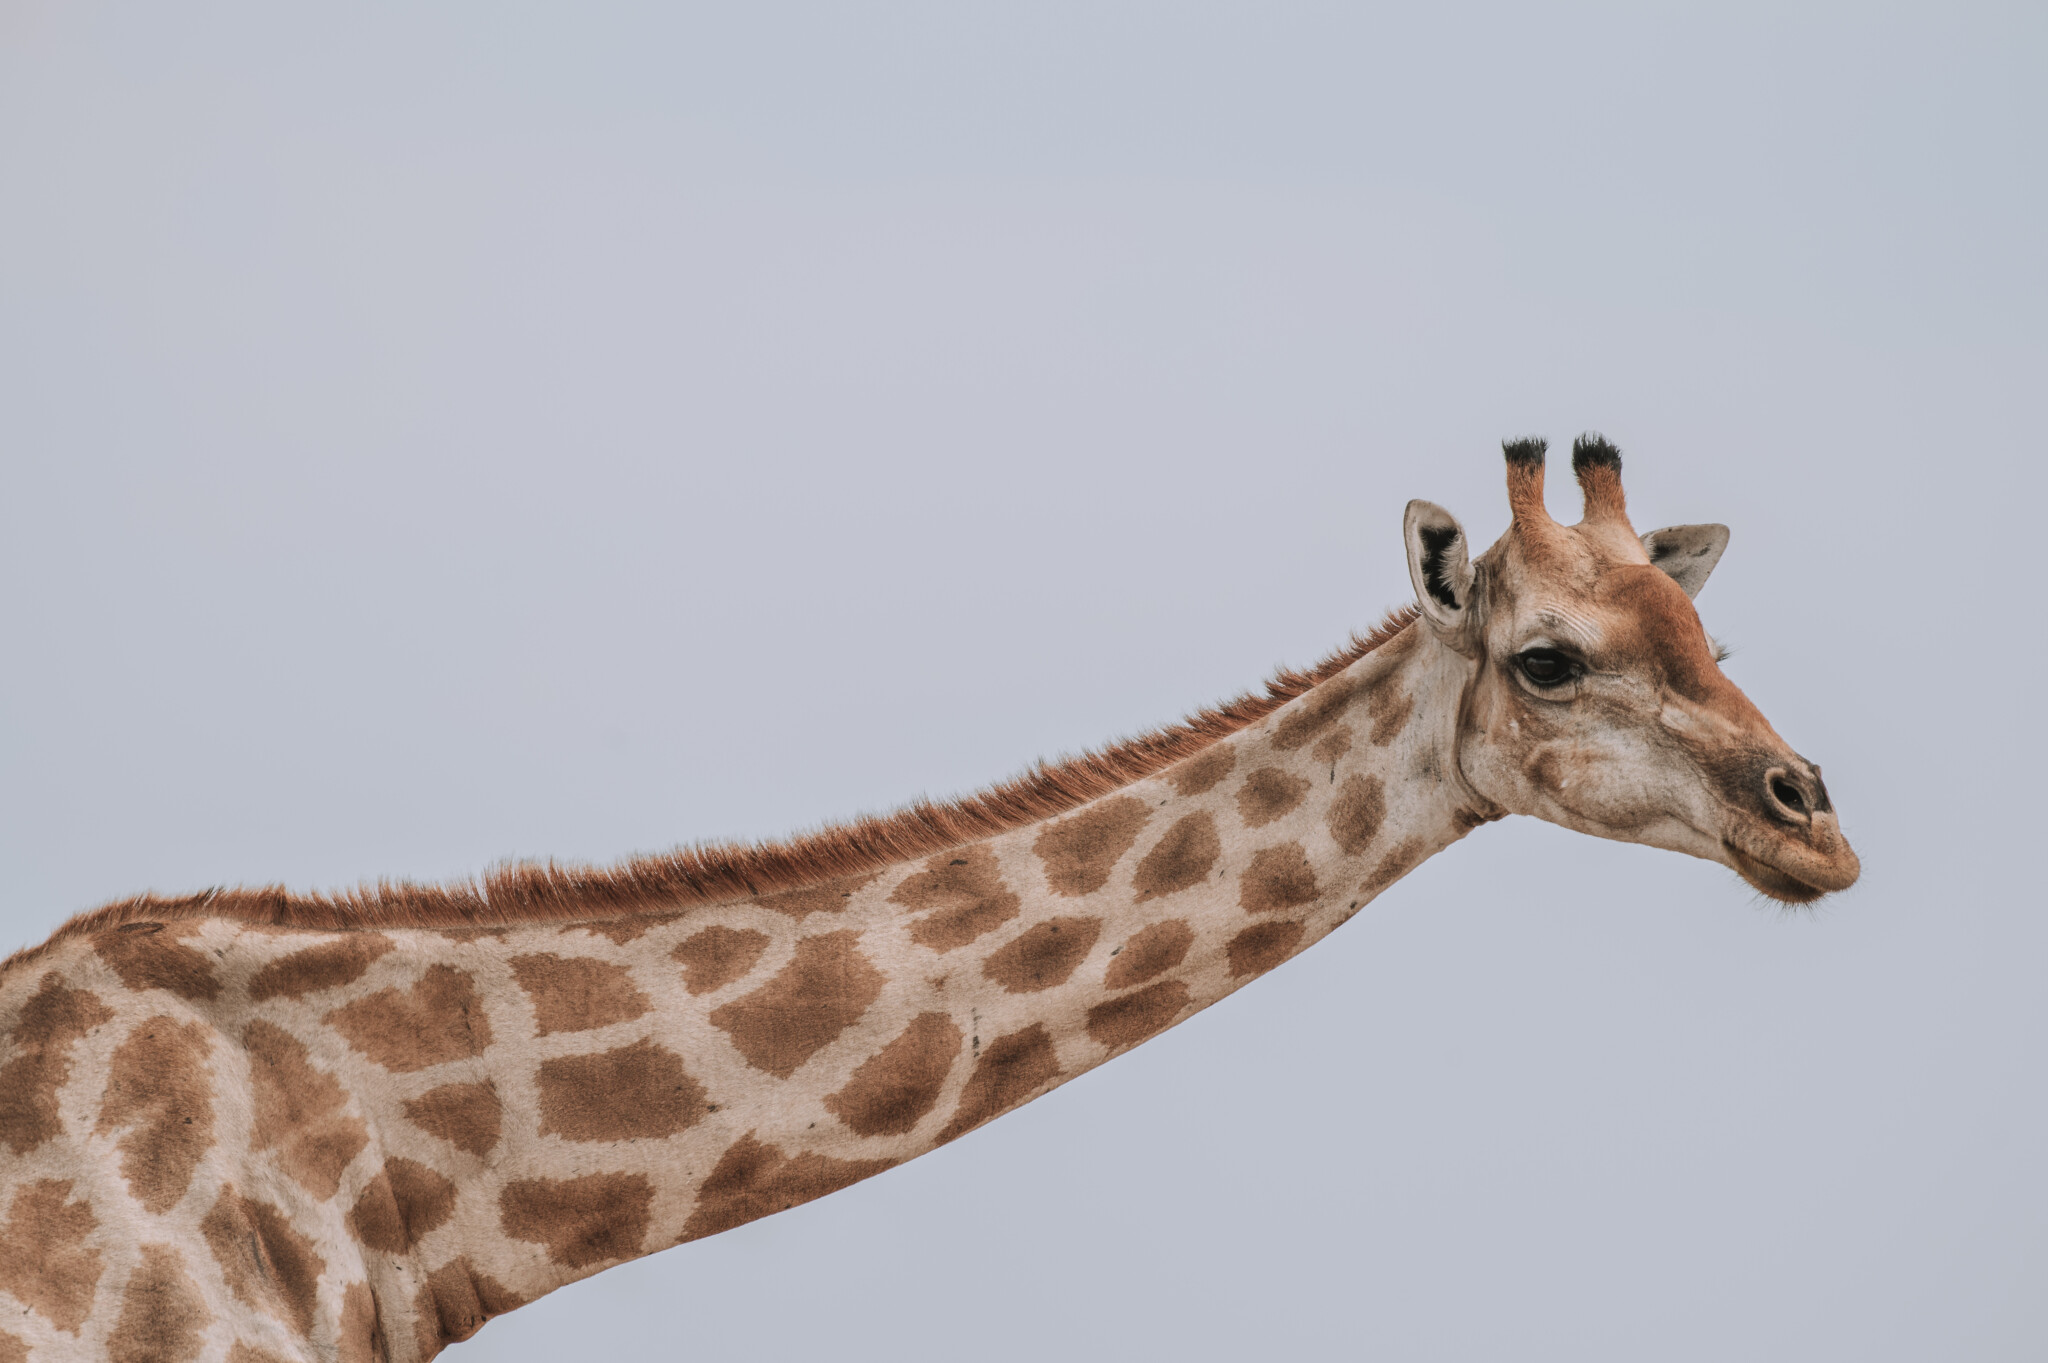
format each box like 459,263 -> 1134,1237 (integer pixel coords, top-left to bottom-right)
1403,435 -> 1859,903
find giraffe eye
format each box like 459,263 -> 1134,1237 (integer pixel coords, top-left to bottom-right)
1516,648 -> 1581,688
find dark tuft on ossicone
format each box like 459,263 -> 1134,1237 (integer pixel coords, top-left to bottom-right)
1571,432 -> 1622,473
1502,437 -> 1548,468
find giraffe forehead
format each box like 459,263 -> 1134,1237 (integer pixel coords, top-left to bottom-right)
1593,565 -> 1721,664
1510,599 -> 1605,650
1491,512 -> 1650,597
1512,562 -> 1707,663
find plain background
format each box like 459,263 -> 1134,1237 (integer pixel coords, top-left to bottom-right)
3,4 -> 2043,1359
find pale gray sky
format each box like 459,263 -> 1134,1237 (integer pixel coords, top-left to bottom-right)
2,3 -> 2043,1359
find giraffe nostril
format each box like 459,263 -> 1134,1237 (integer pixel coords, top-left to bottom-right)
1769,776 -> 1805,813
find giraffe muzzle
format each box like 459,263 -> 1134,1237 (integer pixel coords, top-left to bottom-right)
1719,771 -> 1859,903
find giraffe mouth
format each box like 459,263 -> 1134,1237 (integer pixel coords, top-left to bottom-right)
1722,840 -> 1831,905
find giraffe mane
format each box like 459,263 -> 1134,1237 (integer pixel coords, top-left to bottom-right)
11,608 -> 1418,965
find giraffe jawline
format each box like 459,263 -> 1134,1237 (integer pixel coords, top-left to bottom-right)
1722,841 -> 1829,905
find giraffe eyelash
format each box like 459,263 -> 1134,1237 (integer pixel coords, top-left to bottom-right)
1711,636 -> 1733,664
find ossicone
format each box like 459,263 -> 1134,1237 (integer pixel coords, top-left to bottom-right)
1571,431 -> 1629,525
1502,435 -> 1550,524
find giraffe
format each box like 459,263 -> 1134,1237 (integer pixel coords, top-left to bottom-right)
0,437 -> 1857,1362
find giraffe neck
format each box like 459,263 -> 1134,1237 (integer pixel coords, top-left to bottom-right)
1,622 -> 1493,1363
354,620 -> 1487,1352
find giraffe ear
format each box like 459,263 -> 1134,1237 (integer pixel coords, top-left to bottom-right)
1639,524 -> 1730,599
1404,500 -> 1476,639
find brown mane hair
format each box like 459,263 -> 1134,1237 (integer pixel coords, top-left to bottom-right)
15,609 -> 1417,964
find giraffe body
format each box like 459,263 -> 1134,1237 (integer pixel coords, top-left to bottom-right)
0,439 -> 1858,1360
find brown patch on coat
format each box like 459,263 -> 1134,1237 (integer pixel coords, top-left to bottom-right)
94,1016 -> 215,1214
92,921 -> 221,1001
325,965 -> 493,1073
680,1134 -> 896,1242
935,1023 -> 1061,1143
106,1245 -> 208,1363
1326,774 -> 1387,855
348,1158 -> 458,1253
1086,979 -> 1192,1051
823,1012 -> 963,1137
0,973 -> 113,1155
1033,797 -> 1151,896
710,931 -> 884,1078
201,1186 -> 325,1337
499,1173 -> 653,1269
23,612 -> 1416,964
245,1019 -> 367,1200
1272,676 -> 1360,751
1239,843 -> 1318,914
1237,766 -> 1310,828
536,1039 -> 709,1142
981,916 -> 1103,994
247,933 -> 396,1002
1360,835 -> 1428,898
758,873 -> 879,919
0,1331 -> 26,1363
1228,920 -> 1306,978
404,1082 -> 502,1157
559,914 -> 677,945
509,953 -> 651,1035
1132,812 -> 1221,902
1311,726 -> 1353,765
1167,743 -> 1236,796
672,926 -> 770,996
1366,682 -> 1414,746
0,1179 -> 102,1334
1103,919 -> 1194,990
228,1343 -> 292,1363
338,1282 -> 386,1363
414,1258 -> 525,1357
892,847 -> 1021,951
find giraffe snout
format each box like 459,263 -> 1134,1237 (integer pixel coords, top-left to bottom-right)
1720,753 -> 1858,902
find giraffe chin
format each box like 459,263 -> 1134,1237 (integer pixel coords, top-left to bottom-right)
1722,841 -> 1835,905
